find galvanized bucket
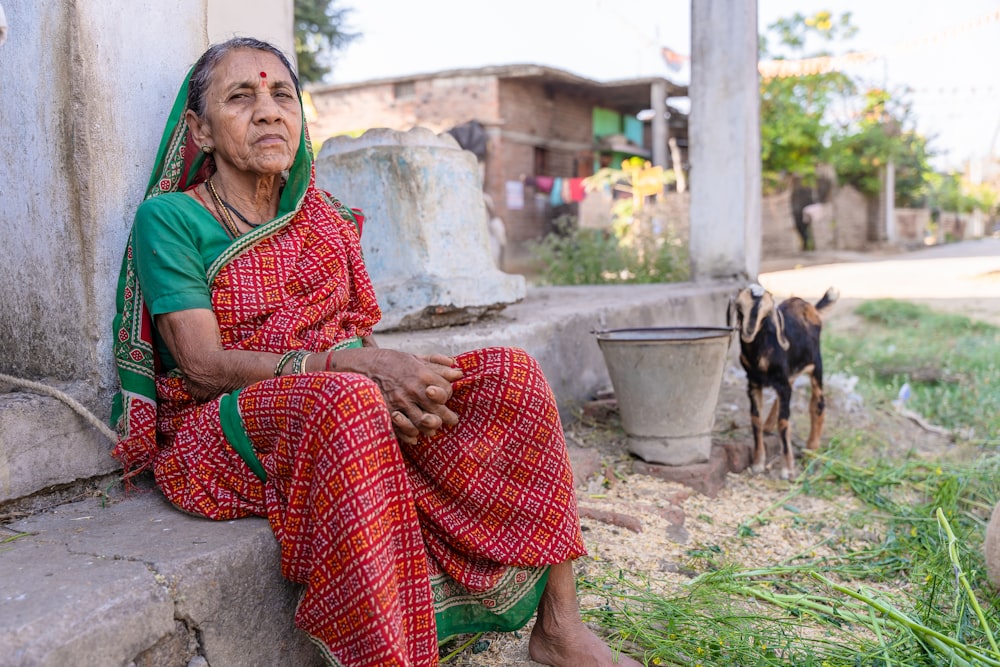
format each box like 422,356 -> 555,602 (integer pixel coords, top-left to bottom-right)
595,327 -> 733,466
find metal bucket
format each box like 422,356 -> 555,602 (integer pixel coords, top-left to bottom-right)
595,327 -> 733,466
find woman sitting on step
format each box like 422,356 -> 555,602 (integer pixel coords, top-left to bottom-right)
110,37 -> 640,667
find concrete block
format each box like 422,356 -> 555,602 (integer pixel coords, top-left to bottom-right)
0,390 -> 116,504
315,128 -> 526,331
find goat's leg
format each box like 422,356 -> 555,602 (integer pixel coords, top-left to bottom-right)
775,382 -> 795,480
806,372 -> 826,451
748,384 -> 767,473
763,397 -> 779,433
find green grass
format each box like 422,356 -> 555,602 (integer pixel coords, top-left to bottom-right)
583,440 -> 1000,666
581,300 -> 1000,666
824,299 -> 1000,442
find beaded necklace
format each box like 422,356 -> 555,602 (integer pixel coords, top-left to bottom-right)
206,178 -> 248,238
221,197 -> 259,228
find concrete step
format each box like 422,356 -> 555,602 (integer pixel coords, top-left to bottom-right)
1,484 -> 320,667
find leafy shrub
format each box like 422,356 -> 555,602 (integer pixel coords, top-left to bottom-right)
528,215 -> 689,286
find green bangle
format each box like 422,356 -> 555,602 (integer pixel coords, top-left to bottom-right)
291,351 -> 312,375
274,350 -> 298,377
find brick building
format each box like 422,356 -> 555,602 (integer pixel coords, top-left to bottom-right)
306,64 -> 687,269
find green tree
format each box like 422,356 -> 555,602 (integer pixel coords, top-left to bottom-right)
759,11 -> 857,192
829,88 -> 934,207
294,0 -> 358,84
927,171 -> 999,217
760,11 -> 937,209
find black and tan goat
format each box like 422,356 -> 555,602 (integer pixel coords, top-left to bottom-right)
728,284 -> 839,480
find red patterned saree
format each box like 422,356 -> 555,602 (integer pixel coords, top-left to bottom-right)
111,67 -> 585,667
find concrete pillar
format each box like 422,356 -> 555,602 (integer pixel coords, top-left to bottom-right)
0,0 -> 292,504
688,0 -> 761,281
0,0 -> 206,408
651,80 -> 668,169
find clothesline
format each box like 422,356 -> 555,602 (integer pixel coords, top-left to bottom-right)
523,176 -> 588,206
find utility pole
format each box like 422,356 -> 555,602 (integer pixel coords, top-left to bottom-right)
651,79 -> 668,169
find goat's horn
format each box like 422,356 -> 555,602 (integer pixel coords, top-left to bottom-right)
774,309 -> 790,351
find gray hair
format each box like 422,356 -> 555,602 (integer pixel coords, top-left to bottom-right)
186,37 -> 300,117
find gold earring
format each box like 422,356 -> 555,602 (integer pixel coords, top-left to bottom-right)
202,145 -> 214,154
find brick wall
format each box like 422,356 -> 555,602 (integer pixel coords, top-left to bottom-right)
495,80 -> 596,251
417,76 -> 500,128
895,207 -> 930,243
831,185 -> 871,250
307,76 -> 500,146
761,190 -> 801,255
760,184 -> 873,254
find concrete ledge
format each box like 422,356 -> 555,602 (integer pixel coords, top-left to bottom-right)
379,282 -> 738,419
1,489 -> 321,667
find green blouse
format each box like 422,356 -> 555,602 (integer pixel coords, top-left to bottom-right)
132,193 -> 234,369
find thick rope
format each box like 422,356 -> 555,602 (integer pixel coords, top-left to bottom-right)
0,372 -> 117,443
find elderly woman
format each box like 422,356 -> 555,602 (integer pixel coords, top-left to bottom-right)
111,37 -> 640,667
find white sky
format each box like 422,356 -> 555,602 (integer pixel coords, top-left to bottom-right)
327,0 -> 1000,171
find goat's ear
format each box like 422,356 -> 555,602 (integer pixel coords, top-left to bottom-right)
774,308 -> 791,350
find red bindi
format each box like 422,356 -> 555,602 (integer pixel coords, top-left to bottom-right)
259,71 -> 267,88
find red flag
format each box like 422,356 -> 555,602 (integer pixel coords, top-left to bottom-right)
661,47 -> 689,72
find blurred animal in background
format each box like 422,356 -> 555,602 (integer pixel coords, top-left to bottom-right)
0,3 -> 8,46
728,283 -> 839,479
483,193 -> 507,269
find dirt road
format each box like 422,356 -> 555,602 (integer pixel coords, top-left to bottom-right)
759,237 -> 1000,325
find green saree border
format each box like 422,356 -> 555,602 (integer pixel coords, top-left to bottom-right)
434,565 -> 550,643
218,389 -> 266,482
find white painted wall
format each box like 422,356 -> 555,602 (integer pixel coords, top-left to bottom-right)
0,0 -> 292,501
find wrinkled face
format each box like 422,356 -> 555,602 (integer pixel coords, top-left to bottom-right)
187,49 -> 302,177
733,286 -> 775,343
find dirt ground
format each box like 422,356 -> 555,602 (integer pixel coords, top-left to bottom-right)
445,241 -> 1000,666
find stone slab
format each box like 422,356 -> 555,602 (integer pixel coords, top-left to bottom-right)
0,389 -> 116,505
0,490 -> 321,667
632,445 -> 732,497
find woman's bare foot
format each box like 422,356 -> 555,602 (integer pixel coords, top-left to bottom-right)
528,618 -> 643,666
527,561 -> 643,666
